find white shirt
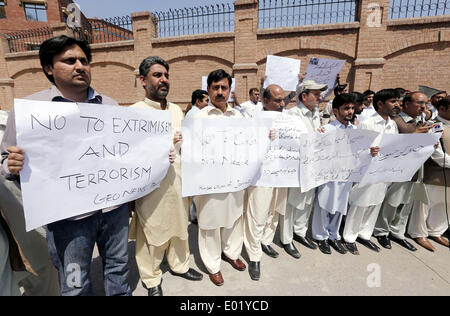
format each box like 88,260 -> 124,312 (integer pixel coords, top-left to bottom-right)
431,115 -> 450,168
184,106 -> 200,120
349,112 -> 399,207
316,120 -> 355,214
238,100 -> 263,118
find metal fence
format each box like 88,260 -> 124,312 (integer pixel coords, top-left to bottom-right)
389,0 -> 450,19
153,3 -> 235,38
258,0 -> 359,29
6,27 -> 53,53
88,15 -> 133,43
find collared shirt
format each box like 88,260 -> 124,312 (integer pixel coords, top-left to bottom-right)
0,85 -> 120,220
238,100 -> 263,118
184,105 -> 200,120
287,102 -> 321,133
323,119 -> 355,132
358,111 -> 399,146
195,102 -> 243,119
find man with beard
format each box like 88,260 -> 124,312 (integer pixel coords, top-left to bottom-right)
130,56 -> 203,296
374,92 -> 433,252
350,91 -> 367,126
343,89 -> 400,254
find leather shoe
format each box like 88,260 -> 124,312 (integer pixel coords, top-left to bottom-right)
209,271 -> 224,286
357,237 -> 380,252
317,240 -> 331,255
329,239 -> 347,254
222,254 -> 246,271
294,234 -> 317,250
248,261 -> 260,281
376,235 -> 392,249
261,244 -> 279,258
414,237 -> 435,252
390,235 -> 417,252
430,236 -> 450,248
282,243 -> 301,259
345,242 -> 359,255
171,268 -> 203,281
143,281 -> 163,296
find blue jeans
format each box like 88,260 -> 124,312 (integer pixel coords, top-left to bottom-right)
46,204 -> 131,296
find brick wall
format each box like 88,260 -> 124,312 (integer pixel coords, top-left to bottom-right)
0,0 -> 449,111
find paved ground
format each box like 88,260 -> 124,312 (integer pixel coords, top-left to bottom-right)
91,223 -> 450,296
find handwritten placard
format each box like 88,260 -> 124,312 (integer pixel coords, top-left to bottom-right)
264,55 -> 301,92
253,111 -> 308,187
299,129 -> 379,192
358,133 -> 441,187
304,57 -> 345,98
15,99 -> 172,231
181,117 -> 273,197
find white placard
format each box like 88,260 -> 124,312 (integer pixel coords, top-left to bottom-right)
202,76 -> 235,102
181,117 -> 273,197
358,133 -> 441,187
299,129 -> 379,192
304,57 -> 345,98
264,55 -> 301,92
253,111 -> 307,187
15,99 -> 172,231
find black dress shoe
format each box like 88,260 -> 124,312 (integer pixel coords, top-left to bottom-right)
294,234 -> 317,250
376,235 -> 392,249
282,243 -> 301,259
171,268 -> 203,281
390,235 -> 417,252
329,239 -> 347,254
317,240 -> 331,255
261,244 -> 279,258
357,237 -> 380,252
248,261 -> 260,281
345,242 -> 360,255
142,282 -> 163,296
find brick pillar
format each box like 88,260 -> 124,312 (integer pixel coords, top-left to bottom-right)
50,22 -> 72,37
233,0 -> 259,104
131,11 -> 158,101
0,34 -> 14,111
353,0 -> 390,92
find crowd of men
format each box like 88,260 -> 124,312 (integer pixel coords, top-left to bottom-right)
0,35 -> 449,296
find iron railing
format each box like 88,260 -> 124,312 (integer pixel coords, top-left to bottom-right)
153,3 -> 234,38
389,0 -> 450,19
258,0 -> 359,29
88,15 -> 133,43
6,27 -> 53,53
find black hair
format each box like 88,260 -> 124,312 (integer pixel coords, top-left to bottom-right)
395,87 -> 406,96
39,35 -> 92,84
332,93 -> 356,110
139,56 -> 169,77
191,89 -> 208,105
249,88 -> 259,96
373,89 -> 399,111
436,97 -> 449,111
334,84 -> 348,96
207,69 -> 232,89
350,91 -> 365,104
363,90 -> 375,96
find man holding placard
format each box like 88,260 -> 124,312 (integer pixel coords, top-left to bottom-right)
129,56 -> 203,296
0,35 -> 130,296
193,69 -> 247,286
344,89 -> 400,254
281,80 -> 328,258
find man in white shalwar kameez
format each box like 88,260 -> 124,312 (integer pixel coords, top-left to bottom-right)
312,93 -> 376,255
281,80 -> 328,258
193,69 -> 247,286
373,92 -> 433,252
244,84 -> 286,281
343,89 -> 401,254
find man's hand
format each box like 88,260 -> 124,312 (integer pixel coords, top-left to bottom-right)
6,146 -> 24,175
269,129 -> 277,140
169,148 -> 176,164
317,127 -> 325,133
370,146 -> 380,157
173,131 -> 183,145
414,123 -> 434,134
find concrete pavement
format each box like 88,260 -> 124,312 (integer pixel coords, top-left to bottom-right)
91,223 -> 450,296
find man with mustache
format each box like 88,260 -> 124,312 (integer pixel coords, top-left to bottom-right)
130,56 -> 203,296
192,69 -> 247,286
343,89 -> 400,254
1,35 -> 130,295
373,92 -> 432,252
